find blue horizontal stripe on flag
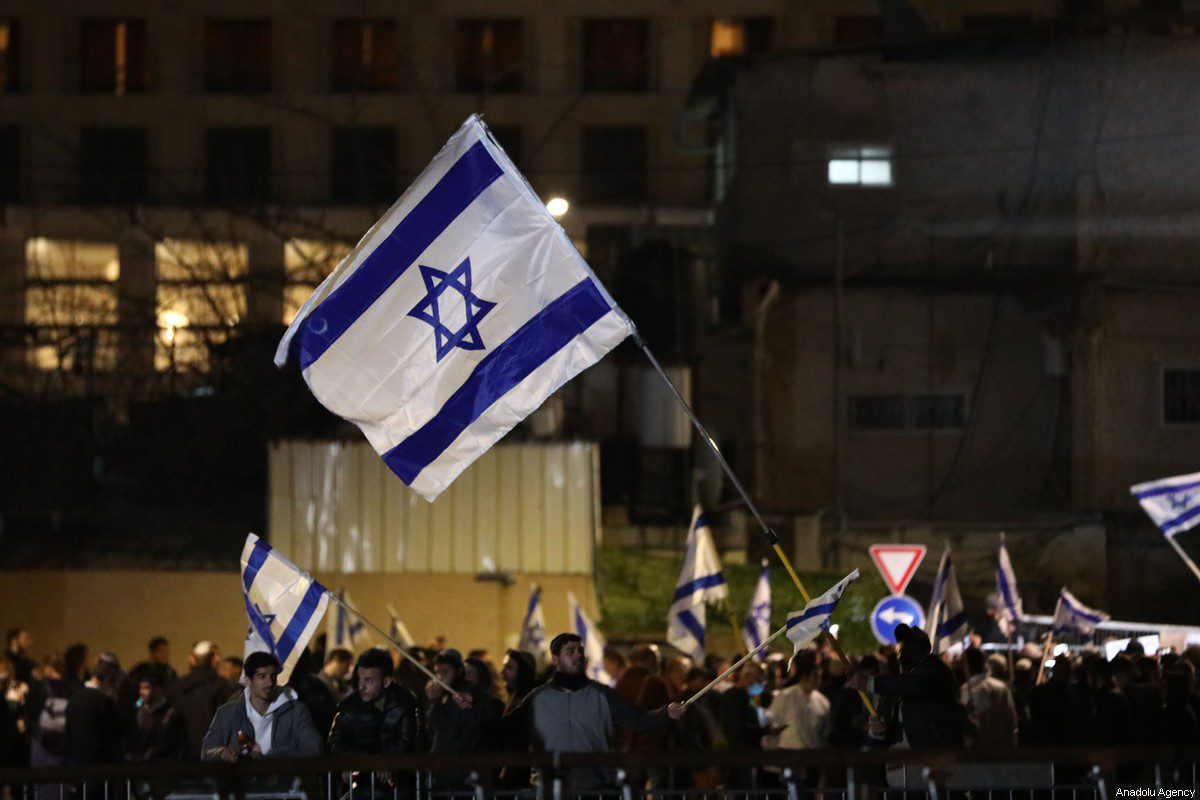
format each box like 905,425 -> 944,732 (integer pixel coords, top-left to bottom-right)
1061,596 -> 1104,624
298,140 -> 504,370
672,573 -> 727,603
1161,504 -> 1200,535
787,600 -> 839,629
384,278 -> 614,484
1133,480 -> 1200,500
275,581 -> 326,667
242,539 -> 271,592
937,610 -> 968,639
676,607 -> 706,648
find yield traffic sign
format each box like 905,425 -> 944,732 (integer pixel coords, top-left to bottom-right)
868,544 -> 927,596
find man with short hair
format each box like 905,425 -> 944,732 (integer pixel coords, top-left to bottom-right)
321,648 -> 354,701
960,647 -> 1017,749
129,637 -> 177,689
174,641 -> 234,758
201,651 -> 323,761
767,651 -> 830,750
5,627 -> 34,686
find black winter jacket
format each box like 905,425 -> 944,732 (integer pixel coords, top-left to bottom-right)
328,684 -> 420,754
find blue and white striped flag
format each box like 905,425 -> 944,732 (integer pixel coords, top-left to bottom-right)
785,570 -> 859,662
568,591 -> 612,686
276,115 -> 634,502
927,546 -> 968,654
667,506 -> 728,662
327,590 -> 370,652
996,534 -> 1023,633
743,561 -> 771,660
241,534 -> 330,684
518,585 -> 549,662
1051,587 -> 1109,637
1131,471 -> 1200,538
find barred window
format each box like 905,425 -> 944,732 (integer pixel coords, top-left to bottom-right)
1164,369 -> 1200,424
283,239 -> 351,325
155,240 -> 247,372
24,238 -> 120,372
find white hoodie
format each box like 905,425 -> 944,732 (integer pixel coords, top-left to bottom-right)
244,687 -> 297,755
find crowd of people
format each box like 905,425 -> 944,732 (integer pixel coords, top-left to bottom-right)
2,621 -> 1199,790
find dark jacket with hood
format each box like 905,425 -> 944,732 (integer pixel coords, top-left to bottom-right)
328,683 -> 420,754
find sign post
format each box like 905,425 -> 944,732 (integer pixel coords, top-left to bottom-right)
868,544 -> 928,646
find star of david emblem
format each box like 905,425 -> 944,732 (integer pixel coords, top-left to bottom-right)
407,257 -> 497,362
750,602 -> 770,621
1170,492 -> 1193,512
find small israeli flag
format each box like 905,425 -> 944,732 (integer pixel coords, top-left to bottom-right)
568,591 -> 612,686
277,115 -> 634,502
518,585 -> 550,662
785,570 -> 859,661
743,561 -> 771,660
996,534 -> 1023,633
1131,471 -> 1200,538
927,546 -> 969,654
386,604 -> 415,648
326,590 -> 370,652
667,507 -> 728,662
241,534 -> 330,684
1052,587 -> 1109,637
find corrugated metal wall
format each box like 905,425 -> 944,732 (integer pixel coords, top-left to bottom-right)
269,441 -> 599,575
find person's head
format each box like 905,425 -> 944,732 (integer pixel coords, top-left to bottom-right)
243,652 -> 280,703
464,656 -> 496,696
602,649 -> 626,682
628,643 -> 661,674
64,643 -> 89,681
684,666 -> 710,693
354,648 -> 394,703
218,656 -> 243,684
92,652 -> 122,693
501,649 -> 537,698
736,662 -> 765,696
325,648 -> 353,678
664,655 -> 693,691
1013,657 -> 1033,685
986,654 -> 1009,682
42,654 -> 64,681
1123,639 -> 1146,657
791,652 -> 820,691
550,633 -> 585,676
963,646 -> 986,677
433,649 -> 465,689
138,672 -> 165,704
148,637 -> 170,666
893,624 -> 932,671
6,627 -> 29,654
191,641 -> 217,669
857,654 -> 881,678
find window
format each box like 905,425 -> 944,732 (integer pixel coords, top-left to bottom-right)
963,15 -> 1030,33
207,127 -> 270,203
0,127 -> 17,202
1164,369 -> 1200,424
80,127 -> 146,203
283,240 -> 351,325
205,20 -> 271,92
331,20 -> 398,92
582,19 -> 648,92
847,393 -> 967,431
833,15 -> 885,46
710,18 -> 772,58
24,239 -> 120,371
155,240 -> 247,371
456,19 -> 523,92
0,18 -> 19,91
330,127 -> 396,203
828,146 -> 893,186
582,127 -> 646,203
80,19 -> 147,94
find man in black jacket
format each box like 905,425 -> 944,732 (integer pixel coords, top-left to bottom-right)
173,641 -> 235,758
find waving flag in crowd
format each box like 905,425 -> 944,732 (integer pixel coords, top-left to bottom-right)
1051,588 -> 1110,637
276,115 -> 635,501
326,589 -> 370,652
927,546 -> 968,654
568,591 -> 612,686
518,584 -> 550,662
1131,471 -> 1200,538
743,561 -> 772,661
667,507 -> 728,662
240,534 -> 330,684
996,534 -> 1023,634
785,570 -> 859,663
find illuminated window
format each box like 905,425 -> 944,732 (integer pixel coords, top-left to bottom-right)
331,20 -> 399,92
155,240 -> 247,371
24,239 -> 120,371
455,19 -> 523,92
283,239 -> 351,325
0,19 -> 20,92
827,146 -> 893,187
709,18 -> 772,58
80,19 -> 147,94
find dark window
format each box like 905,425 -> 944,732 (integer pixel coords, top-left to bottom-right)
582,127 -> 646,203
710,17 -> 772,58
847,395 -> 906,431
1143,0 -> 1182,11
487,125 -> 522,170
848,393 -> 967,431
330,127 -> 395,203
331,20 -> 399,92
1164,369 -> 1200,424
582,19 -> 648,92
80,128 -> 146,203
0,18 -> 20,91
205,20 -> 271,92
833,15 -> 885,46
912,394 -> 967,430
455,19 -> 523,92
0,127 -> 18,202
207,127 -> 270,203
80,19 -> 148,93
963,15 -> 1030,33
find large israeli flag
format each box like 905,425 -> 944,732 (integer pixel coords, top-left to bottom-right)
1051,587 -> 1109,637
667,507 -> 728,661
326,589 -> 370,652
568,592 -> 612,686
276,115 -> 635,501
1131,471 -> 1200,538
996,534 -> 1023,633
743,561 -> 771,660
926,546 -> 968,654
241,534 -> 330,684
518,584 -> 549,662
785,570 -> 859,662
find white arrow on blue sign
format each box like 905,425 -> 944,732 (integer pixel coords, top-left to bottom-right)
870,594 -> 926,646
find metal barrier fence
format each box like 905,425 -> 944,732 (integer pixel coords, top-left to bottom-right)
0,748 -> 1197,800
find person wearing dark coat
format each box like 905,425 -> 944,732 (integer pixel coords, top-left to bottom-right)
847,624 -> 964,748
424,649 -> 496,787
128,673 -> 187,761
65,652 -> 124,777
287,649 -> 338,743
172,642 -> 235,758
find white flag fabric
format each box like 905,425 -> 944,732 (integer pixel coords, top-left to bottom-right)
241,534 -> 330,684
996,535 -> 1023,634
1051,587 -> 1109,637
1131,471 -> 1200,538
927,546 -> 969,654
785,570 -> 859,661
386,604 -> 415,648
326,590 -> 371,652
667,507 -> 728,662
276,115 -> 634,501
518,585 -> 550,662
743,561 -> 772,660
568,591 -> 612,686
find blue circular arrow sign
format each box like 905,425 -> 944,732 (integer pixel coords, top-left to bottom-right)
870,594 -> 927,646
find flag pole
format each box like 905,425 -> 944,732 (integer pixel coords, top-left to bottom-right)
635,335 -> 877,717
684,621 -> 790,709
1164,534 -> 1200,585
329,593 -> 457,695
1035,632 -> 1054,685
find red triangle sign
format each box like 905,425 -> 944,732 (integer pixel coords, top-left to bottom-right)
869,544 -> 927,595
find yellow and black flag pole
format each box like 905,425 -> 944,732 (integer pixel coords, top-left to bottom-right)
634,333 -> 878,717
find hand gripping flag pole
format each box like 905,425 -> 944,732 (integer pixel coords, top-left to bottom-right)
634,334 -> 877,717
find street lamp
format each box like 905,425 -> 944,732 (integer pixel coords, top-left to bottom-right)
546,196 -> 569,219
